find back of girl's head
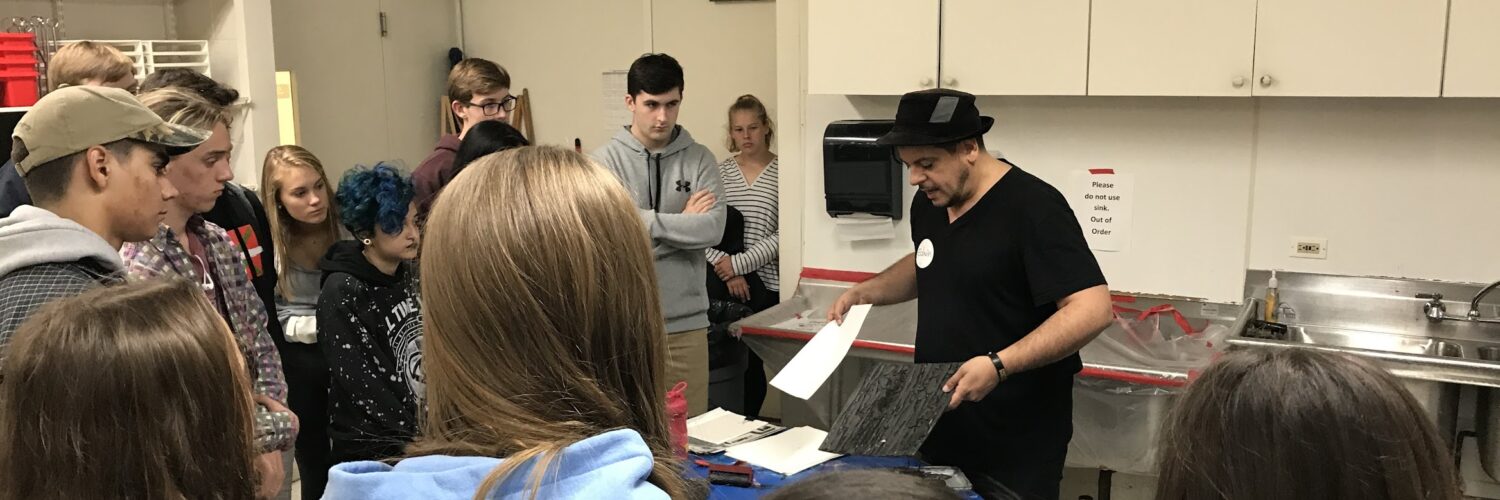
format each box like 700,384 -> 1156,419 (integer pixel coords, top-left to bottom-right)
452,120 -> 529,176
139,68 -> 240,107
0,279 -> 257,500
336,163 -> 414,238
764,470 -> 964,500
415,145 -> 684,498
1155,348 -> 1461,500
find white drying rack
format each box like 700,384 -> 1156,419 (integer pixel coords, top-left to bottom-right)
56,39 -> 211,82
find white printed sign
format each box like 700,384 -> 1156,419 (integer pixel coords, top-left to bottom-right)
601,70 -> 630,136
1070,170 -> 1134,252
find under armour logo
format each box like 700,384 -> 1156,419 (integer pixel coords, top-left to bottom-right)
675,180 -> 692,192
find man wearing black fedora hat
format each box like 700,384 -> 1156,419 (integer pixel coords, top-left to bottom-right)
828,89 -> 1112,500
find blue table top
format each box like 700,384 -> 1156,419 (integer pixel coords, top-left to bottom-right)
690,453 -> 982,499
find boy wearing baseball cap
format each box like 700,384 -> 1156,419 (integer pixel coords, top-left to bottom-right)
0,85 -> 208,348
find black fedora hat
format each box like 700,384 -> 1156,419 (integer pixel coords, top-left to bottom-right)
875,88 -> 993,147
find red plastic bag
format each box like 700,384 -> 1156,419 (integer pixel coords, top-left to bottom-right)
666,381 -> 689,459
1105,303 -> 1226,369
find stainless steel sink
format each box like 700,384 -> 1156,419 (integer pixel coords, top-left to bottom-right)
1276,324 -> 1500,362
1236,272 -> 1500,487
1236,324 -> 1500,449
1230,320 -> 1500,459
1230,323 -> 1500,389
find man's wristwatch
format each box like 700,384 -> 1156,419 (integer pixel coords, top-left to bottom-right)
987,352 -> 1009,382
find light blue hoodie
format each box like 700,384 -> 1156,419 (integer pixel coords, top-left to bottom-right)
323,429 -> 669,500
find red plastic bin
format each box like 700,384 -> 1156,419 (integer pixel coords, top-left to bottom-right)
0,69 -> 40,107
0,55 -> 34,72
0,34 -> 35,52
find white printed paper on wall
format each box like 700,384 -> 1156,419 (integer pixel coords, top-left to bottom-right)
601,70 -> 630,136
1070,169 -> 1134,252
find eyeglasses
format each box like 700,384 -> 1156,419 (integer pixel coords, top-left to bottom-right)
463,95 -> 517,116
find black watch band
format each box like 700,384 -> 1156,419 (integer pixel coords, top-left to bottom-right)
987,352 -> 1008,382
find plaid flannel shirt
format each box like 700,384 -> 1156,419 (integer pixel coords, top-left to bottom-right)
119,217 -> 295,452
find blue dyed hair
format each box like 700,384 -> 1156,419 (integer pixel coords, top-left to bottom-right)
336,162 -> 415,237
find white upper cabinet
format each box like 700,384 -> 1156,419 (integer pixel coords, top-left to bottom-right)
1088,0 -> 1257,96
941,0 -> 1089,96
807,0 -> 940,95
1251,0 -> 1448,97
1443,0 -> 1500,97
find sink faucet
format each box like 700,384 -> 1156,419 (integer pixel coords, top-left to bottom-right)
1468,280 -> 1500,320
1416,282 -> 1500,324
1417,293 -> 1446,322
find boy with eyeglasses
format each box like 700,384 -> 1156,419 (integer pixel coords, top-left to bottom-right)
411,58 -> 515,210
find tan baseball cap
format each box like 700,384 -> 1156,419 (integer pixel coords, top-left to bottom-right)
11,85 -> 210,175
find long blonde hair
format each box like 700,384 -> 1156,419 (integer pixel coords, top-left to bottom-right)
260,145 -> 342,297
0,279 -> 258,499
414,146 -> 688,499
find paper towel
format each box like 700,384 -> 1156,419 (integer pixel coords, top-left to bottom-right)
832,213 -> 895,242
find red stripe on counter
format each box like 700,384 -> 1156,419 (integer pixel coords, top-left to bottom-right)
1089,168 -> 1115,175
1078,367 -> 1188,388
800,268 -> 879,283
739,326 -> 917,355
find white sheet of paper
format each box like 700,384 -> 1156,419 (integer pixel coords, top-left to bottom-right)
769,304 -> 872,400
687,408 -> 767,444
601,70 -> 630,136
725,426 -> 841,476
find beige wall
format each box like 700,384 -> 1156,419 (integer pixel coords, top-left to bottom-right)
460,0 -> 646,153
652,0 -> 777,160
178,0 -> 280,187
271,0 -> 458,183
461,0 -> 777,160
6,0 -> 170,40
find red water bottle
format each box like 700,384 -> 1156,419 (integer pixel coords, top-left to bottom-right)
665,381 -> 689,459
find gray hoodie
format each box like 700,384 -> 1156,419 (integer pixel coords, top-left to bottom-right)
593,126 -> 726,333
0,206 -> 125,349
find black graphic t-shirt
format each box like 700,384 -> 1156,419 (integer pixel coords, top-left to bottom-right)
317,241 -> 424,463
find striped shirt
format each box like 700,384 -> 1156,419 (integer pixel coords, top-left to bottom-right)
707,156 -> 780,292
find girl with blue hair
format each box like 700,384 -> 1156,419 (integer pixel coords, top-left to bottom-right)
316,163 -> 425,463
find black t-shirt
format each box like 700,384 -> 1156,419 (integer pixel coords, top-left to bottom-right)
910,163 -> 1106,464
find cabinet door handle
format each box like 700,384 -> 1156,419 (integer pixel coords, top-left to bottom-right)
1232,76 -> 1246,88
1259,74 -> 1274,87
920,78 -> 935,88
942,77 -> 958,88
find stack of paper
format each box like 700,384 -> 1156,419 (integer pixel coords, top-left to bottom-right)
724,426 -> 842,476
770,304 -> 872,400
686,408 -> 785,454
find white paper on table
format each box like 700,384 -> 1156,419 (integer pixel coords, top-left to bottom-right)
724,426 -> 841,476
687,408 -> 767,444
769,304 -> 872,400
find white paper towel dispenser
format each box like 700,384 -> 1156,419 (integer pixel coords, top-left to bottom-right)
823,120 -> 902,220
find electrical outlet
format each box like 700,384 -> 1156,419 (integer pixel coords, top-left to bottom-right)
1291,237 -> 1328,259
